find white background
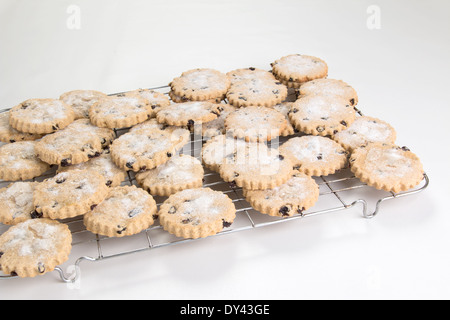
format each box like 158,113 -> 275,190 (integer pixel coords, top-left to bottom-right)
0,0 -> 449,300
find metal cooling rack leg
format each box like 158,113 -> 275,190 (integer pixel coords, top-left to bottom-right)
54,256 -> 97,283
349,173 -> 430,219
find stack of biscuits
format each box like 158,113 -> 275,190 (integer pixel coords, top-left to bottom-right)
0,54 -> 424,278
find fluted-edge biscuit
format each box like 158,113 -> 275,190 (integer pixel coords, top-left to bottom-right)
0,111 -> 43,143
9,99 -> 75,134
273,102 -> 296,136
279,136 -> 348,176
332,116 -> 397,152
170,68 -> 231,101
129,118 -> 191,151
226,78 -> 288,108
136,154 -> 204,197
89,94 -> 151,129
57,149 -> 127,188
298,78 -> 359,107
227,67 -> 276,85
224,106 -> 288,142
0,141 -> 51,181
109,128 -> 180,172
201,134 -> 249,172
243,171 -> 320,217
0,181 -> 39,225
35,119 -> 115,167
84,185 -> 157,238
59,90 -> 108,119
168,90 -> 224,104
219,142 -> 293,190
289,94 -> 356,137
33,169 -> 109,220
156,101 -> 223,128
159,187 -> 236,239
125,89 -> 171,118
271,54 -> 328,84
194,104 -> 237,139
350,143 -> 424,193
0,218 -> 72,278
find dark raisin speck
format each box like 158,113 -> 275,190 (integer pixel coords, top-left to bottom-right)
60,159 -> 71,167
88,152 -> 101,159
279,206 -> 290,217
223,220 -> 232,228
30,210 -> 43,219
117,226 -> 127,234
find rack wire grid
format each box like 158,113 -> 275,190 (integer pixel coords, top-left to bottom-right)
0,85 -> 429,283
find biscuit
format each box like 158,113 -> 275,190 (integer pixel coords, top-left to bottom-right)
350,143 -> 424,193
194,104 -> 236,139
219,142 -> 293,190
273,102 -> 296,136
298,78 -> 358,107
271,54 -> 328,85
9,99 -> 75,134
170,68 -> 230,102
0,111 -> 43,143
279,136 -> 348,176
224,106 -> 288,142
125,89 -> 171,118
158,187 -> 236,239
136,154 -> 204,197
332,116 -> 397,152
35,119 -> 115,167
0,181 -> 39,225
59,90 -> 108,119
0,141 -> 51,181
57,149 -> 127,188
156,101 -> 223,128
83,185 -> 157,238
289,95 -> 356,136
89,94 -> 151,129
226,78 -> 288,108
0,218 -> 72,278
33,169 -> 109,219
168,90 -> 224,104
201,134 -> 249,172
227,67 -> 276,85
129,118 -> 191,150
243,171 -> 320,217
109,128 -> 180,172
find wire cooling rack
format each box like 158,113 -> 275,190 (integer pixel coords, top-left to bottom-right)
0,86 -> 429,283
